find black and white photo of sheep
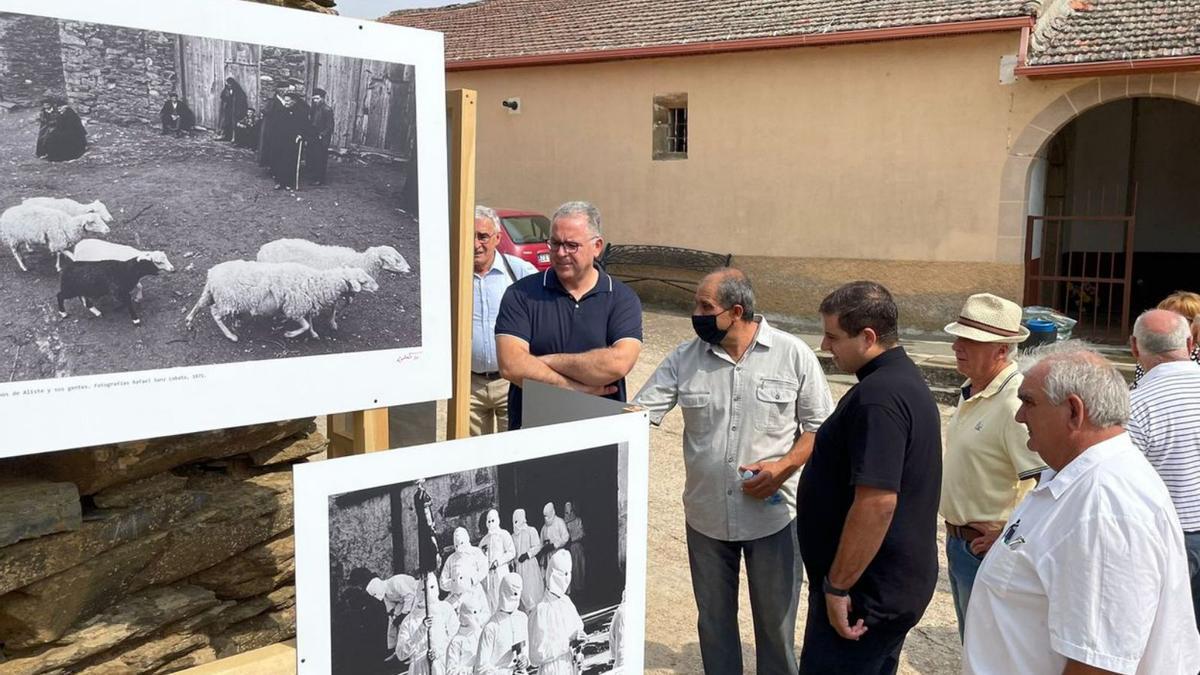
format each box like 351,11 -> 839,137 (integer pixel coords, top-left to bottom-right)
0,8 -> 423,384
323,443 -> 631,675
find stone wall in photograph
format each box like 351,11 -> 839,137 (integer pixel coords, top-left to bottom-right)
0,13 -> 65,110
257,45 -> 311,108
57,20 -> 179,125
0,419 -> 328,674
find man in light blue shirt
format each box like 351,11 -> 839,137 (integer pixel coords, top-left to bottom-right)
472,206 -> 536,434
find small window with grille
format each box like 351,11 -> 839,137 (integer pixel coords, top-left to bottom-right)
653,93 -> 687,160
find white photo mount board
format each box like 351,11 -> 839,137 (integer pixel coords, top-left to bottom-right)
0,0 -> 449,456
293,410 -> 650,674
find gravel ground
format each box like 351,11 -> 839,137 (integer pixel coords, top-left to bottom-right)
631,309 -> 962,674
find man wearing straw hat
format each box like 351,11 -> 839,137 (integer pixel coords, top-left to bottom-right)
941,293 -> 1047,640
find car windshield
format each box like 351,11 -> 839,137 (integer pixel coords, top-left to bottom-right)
502,216 -> 550,245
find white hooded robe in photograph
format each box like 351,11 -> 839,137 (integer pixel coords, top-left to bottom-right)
529,549 -> 585,675
443,593 -> 487,675
394,575 -> 455,675
365,573 -> 418,651
479,509 -> 516,613
540,503 -> 569,558
475,573 -> 530,675
440,527 -> 489,611
511,509 -> 545,611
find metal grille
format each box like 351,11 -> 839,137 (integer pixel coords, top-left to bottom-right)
667,106 -> 687,154
1024,213 -> 1135,342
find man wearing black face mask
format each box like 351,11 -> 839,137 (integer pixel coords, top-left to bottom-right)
633,268 -> 833,674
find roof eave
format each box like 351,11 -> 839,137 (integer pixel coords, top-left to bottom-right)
1016,54 -> 1200,79
442,15 -> 1034,72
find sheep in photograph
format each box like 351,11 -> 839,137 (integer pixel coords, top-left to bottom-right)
69,239 -> 174,302
22,196 -> 115,224
255,238 -> 411,278
57,256 -> 164,325
0,204 -> 110,272
185,260 -> 379,342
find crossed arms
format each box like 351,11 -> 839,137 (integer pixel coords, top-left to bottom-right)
497,335 -> 641,396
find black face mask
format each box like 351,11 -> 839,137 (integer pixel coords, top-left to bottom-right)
692,308 -> 732,345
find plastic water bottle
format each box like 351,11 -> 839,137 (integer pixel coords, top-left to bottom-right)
741,469 -> 785,505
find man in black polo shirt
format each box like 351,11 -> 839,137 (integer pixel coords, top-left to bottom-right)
796,281 -> 941,674
495,201 -> 643,429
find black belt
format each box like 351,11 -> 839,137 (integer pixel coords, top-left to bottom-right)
473,371 -> 501,380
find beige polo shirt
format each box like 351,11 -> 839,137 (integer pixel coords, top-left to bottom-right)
940,363 -> 1047,526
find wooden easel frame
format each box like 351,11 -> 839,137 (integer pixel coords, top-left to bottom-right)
181,89 -> 477,674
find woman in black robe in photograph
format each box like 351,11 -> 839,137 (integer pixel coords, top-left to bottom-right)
35,96 -> 87,162
217,77 -> 248,141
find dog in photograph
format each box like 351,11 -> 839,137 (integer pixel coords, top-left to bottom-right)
185,260 -> 378,342
57,255 -> 163,325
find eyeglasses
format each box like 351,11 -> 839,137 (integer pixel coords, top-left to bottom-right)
547,236 -> 599,254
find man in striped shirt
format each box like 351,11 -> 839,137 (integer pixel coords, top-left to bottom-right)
1128,308 -> 1200,627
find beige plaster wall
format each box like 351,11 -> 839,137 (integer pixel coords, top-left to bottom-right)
448,31 -> 1082,265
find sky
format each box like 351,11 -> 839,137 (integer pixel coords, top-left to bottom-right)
335,0 -> 461,19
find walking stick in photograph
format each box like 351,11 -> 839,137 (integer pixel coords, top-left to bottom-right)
293,137 -> 305,191
424,571 -> 437,673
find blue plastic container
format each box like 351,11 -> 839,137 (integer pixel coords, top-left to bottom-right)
1021,319 -> 1058,351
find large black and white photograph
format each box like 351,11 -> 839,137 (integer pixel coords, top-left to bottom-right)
294,414 -> 650,675
0,0 -> 449,455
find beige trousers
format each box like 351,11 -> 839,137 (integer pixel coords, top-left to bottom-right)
469,372 -> 509,436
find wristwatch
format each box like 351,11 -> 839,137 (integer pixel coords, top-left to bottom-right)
822,575 -> 850,597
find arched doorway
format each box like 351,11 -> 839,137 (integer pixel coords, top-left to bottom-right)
1002,76 -> 1200,342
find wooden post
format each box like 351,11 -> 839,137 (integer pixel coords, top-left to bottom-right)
445,89 -> 477,441
325,409 -> 390,458
179,641 -> 296,675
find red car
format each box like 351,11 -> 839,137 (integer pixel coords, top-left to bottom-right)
494,208 -> 552,271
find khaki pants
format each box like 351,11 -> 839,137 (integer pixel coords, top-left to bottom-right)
469,373 -> 509,436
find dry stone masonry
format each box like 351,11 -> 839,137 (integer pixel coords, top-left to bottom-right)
0,419 -> 325,673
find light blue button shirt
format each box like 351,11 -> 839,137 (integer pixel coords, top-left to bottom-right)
472,253 -> 537,373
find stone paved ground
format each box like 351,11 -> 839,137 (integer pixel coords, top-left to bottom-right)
631,310 -> 962,674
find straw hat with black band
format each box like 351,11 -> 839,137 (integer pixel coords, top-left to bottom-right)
944,293 -> 1030,343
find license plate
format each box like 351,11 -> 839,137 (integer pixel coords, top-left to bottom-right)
538,252 -> 550,263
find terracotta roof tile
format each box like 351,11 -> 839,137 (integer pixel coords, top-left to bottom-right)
381,0 -> 1031,63
1026,0 -> 1200,65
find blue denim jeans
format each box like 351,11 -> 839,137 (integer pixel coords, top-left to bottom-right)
1185,531 -> 1200,630
946,533 -> 985,642
686,521 -> 802,675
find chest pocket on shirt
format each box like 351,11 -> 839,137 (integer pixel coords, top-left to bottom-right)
754,378 -> 798,432
679,392 -> 712,436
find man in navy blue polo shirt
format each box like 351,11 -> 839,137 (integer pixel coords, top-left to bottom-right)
495,201 -> 643,430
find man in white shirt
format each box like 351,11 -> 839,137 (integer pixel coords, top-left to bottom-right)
634,268 -> 833,674
471,206 -> 536,435
1126,308 -> 1200,628
963,341 -> 1200,675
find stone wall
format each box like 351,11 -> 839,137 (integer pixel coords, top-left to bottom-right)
0,420 -> 327,674
0,13 -> 65,110
57,20 -> 179,125
258,45 -> 311,108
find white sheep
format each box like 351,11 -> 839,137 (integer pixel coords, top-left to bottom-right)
255,238 -> 411,278
0,204 -> 110,272
185,260 -> 379,342
22,197 -> 115,224
69,238 -> 175,302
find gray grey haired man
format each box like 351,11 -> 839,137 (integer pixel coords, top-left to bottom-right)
1127,308 -> 1200,627
471,205 -> 536,434
634,268 -> 833,674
